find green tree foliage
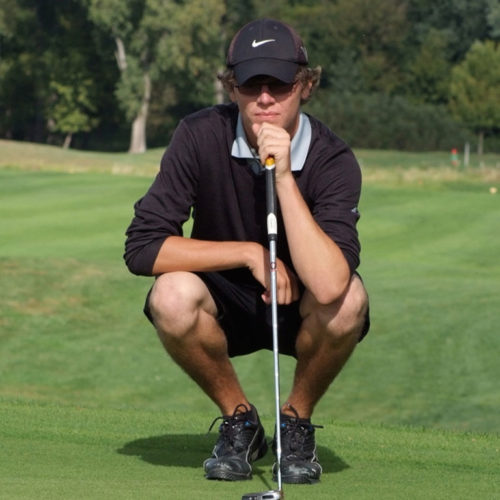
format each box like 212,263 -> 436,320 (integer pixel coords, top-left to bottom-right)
306,91 -> 468,151
406,29 -> 452,104
48,80 -> 99,149
0,0 -> 117,147
284,0 -> 408,94
0,0 -> 22,37
89,0 -> 225,153
402,0 -> 496,107
449,40 -> 500,154
1,0 -> 500,151
406,0 -> 493,62
487,0 -> 500,37
0,1 -> 45,141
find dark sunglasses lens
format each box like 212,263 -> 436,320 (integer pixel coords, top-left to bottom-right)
270,82 -> 295,94
238,80 -> 295,96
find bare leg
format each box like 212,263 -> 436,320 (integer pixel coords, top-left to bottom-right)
148,271 -> 249,415
285,274 -> 369,418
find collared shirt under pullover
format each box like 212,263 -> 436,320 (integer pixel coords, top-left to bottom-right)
124,102 -> 362,286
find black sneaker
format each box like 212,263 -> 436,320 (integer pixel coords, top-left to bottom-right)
204,403 -> 268,481
272,405 -> 323,484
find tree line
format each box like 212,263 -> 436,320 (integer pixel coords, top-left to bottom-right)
1,0 -> 499,153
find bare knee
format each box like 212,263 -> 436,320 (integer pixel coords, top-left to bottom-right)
300,275 -> 369,345
148,272 -> 216,338
337,276 -> 369,340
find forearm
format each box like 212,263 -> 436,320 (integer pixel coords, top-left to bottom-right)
276,173 -> 350,304
151,236 -> 261,275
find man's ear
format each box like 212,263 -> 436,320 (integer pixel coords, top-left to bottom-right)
301,80 -> 313,101
229,88 -> 237,103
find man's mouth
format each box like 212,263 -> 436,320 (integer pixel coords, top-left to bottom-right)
255,112 -> 278,120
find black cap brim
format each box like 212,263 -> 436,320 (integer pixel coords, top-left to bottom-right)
233,59 -> 299,85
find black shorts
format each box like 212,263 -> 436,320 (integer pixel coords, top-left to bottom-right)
144,271 -> 370,358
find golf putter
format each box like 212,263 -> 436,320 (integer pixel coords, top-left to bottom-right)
242,156 -> 284,500
241,492 -> 282,500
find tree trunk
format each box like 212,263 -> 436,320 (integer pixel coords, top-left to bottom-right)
128,72 -> 151,154
477,130 -> 484,156
114,36 -> 150,154
114,37 -> 127,72
63,133 -> 72,149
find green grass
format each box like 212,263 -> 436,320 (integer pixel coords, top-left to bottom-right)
2,138 -> 500,181
346,183 -> 500,431
1,139 -> 500,498
0,138 -> 162,176
2,400 -> 499,499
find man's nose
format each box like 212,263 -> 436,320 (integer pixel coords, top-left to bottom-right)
256,85 -> 275,102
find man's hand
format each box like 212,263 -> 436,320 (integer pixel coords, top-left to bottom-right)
251,122 -> 351,305
247,242 -> 300,305
251,122 -> 292,180
151,237 -> 300,304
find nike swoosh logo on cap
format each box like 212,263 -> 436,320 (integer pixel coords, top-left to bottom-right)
252,39 -> 276,48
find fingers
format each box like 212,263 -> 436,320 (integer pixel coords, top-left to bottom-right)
251,122 -> 291,174
261,259 -> 300,305
277,261 -> 300,304
250,244 -> 299,305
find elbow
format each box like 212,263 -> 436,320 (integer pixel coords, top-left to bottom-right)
310,272 -> 351,306
124,237 -> 165,276
124,257 -> 146,276
314,284 -> 347,306
125,261 -> 146,277
312,251 -> 357,305
124,250 -> 154,277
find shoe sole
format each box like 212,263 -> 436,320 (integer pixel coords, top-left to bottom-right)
205,468 -> 252,481
272,462 -> 321,484
275,473 -> 320,484
205,435 -> 268,481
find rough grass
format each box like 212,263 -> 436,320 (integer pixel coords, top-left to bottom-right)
1,166 -> 499,432
1,140 -> 500,498
2,138 -> 500,184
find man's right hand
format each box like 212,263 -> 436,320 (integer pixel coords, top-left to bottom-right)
246,242 -> 300,305
152,237 -> 299,304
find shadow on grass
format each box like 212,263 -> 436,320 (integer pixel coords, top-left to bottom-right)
117,434 -> 349,475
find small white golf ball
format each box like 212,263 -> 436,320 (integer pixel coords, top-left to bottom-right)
489,186 -> 497,194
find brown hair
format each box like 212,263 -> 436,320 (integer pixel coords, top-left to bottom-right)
218,65 -> 322,104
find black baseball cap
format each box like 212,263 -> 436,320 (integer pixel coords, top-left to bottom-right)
227,18 -> 308,85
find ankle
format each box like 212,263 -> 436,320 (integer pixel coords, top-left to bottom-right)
281,402 -> 311,420
221,401 -> 253,417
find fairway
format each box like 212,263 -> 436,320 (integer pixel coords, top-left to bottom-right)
1,143 -> 500,498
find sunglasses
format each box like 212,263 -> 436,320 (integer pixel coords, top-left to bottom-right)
235,78 -> 298,97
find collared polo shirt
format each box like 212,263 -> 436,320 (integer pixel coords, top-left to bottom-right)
231,113 -> 312,174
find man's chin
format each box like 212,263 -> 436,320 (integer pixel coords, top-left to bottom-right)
254,116 -> 281,127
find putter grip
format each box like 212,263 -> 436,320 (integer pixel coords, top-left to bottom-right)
265,157 -> 277,240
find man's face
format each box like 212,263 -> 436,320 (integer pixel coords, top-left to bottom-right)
230,75 -> 312,147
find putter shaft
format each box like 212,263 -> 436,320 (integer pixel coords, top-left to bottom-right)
241,160 -> 284,500
265,157 -> 283,492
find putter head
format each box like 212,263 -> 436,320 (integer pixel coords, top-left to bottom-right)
241,490 -> 283,500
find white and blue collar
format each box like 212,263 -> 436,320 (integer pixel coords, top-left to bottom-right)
231,112 -> 311,172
